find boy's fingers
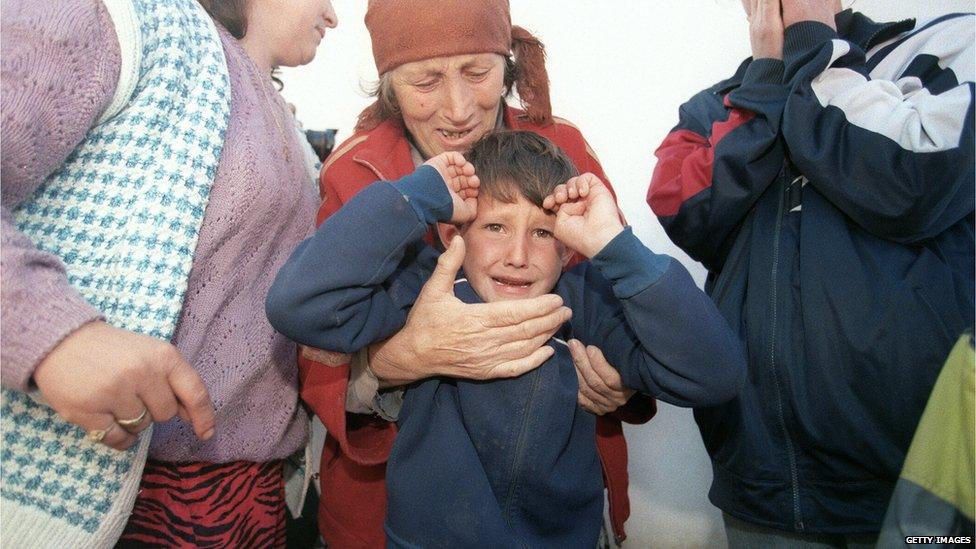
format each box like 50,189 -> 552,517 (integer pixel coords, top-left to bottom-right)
551,184 -> 567,203
559,200 -> 586,218
577,392 -> 609,415
571,342 -> 617,401
579,176 -> 591,196
579,381 -> 614,410
585,345 -> 627,390
564,179 -> 576,199
443,151 -> 463,166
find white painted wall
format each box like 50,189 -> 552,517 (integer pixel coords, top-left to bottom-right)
280,1 -> 973,546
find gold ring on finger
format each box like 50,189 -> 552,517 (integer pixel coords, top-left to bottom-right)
116,407 -> 149,428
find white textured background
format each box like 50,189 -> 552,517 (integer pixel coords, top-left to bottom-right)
281,1 -> 973,546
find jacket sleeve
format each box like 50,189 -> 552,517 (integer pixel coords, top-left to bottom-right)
292,147 -> 400,466
578,229 -> 746,407
0,0 -> 119,390
266,166 -> 450,353
781,15 -> 975,243
647,59 -> 789,272
551,122 -> 657,423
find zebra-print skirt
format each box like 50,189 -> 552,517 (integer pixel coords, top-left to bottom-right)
117,459 -> 286,548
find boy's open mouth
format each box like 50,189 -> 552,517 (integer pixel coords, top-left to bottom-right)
491,276 -> 532,289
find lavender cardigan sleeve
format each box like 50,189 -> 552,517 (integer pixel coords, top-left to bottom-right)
0,0 -> 121,390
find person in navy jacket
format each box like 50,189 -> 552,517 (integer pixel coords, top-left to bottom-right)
648,0 -> 974,544
268,131 -> 745,547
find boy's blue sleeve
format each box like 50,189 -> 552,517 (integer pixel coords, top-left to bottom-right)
265,166 -> 450,352
572,228 -> 746,407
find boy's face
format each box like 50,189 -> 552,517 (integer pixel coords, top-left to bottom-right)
440,193 -> 571,303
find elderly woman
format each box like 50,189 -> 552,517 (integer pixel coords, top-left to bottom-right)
1,0 -> 336,546
297,0 -> 655,546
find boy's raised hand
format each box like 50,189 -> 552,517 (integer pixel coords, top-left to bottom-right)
543,173 -> 624,258
423,151 -> 480,224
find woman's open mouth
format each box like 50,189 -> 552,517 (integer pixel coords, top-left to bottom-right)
437,128 -> 474,141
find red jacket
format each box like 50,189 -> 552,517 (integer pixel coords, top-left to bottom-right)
301,106 -> 656,548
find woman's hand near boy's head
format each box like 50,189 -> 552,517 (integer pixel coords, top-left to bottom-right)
543,173 -> 624,259
423,151 -> 480,224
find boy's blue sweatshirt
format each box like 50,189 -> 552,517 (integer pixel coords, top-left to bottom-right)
267,166 -> 746,548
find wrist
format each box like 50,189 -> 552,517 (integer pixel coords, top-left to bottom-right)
369,336 -> 419,389
33,320 -> 103,386
783,10 -> 836,30
590,227 -> 672,299
587,225 -> 625,258
391,165 -> 454,225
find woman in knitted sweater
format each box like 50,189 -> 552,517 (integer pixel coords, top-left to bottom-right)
1,0 -> 335,545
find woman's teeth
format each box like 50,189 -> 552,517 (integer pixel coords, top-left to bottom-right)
439,129 -> 472,140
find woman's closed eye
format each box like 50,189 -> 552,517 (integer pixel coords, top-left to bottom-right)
412,77 -> 440,91
465,69 -> 491,82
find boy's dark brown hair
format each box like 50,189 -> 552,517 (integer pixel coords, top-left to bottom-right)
466,130 -> 579,208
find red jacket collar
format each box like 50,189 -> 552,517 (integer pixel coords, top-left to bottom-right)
351,105 -> 537,180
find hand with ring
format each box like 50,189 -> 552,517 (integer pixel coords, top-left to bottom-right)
86,407 -> 148,443
33,321 -> 215,451
116,407 -> 149,429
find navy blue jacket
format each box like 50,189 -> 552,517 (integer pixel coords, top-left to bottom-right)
268,166 -> 745,547
648,11 -> 975,534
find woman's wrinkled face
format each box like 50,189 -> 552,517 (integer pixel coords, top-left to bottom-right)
250,0 -> 338,68
391,53 -> 506,157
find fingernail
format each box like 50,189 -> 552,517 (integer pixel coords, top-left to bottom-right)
202,428 -> 214,440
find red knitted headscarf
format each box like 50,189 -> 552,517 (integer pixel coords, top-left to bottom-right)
356,0 -> 552,131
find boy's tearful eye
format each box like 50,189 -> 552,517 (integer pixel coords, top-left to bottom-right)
533,228 -> 554,239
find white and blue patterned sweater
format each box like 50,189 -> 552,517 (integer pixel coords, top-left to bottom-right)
1,0 -> 230,546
